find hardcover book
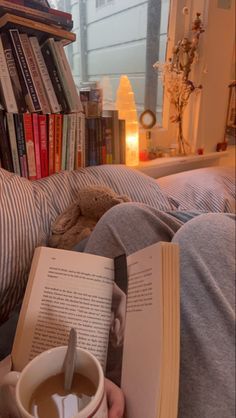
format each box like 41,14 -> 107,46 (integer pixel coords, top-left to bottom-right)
54,113 -> 63,173
0,35 -> 18,113
11,241 -> 180,418
0,13 -> 76,45
23,112 -> 37,180
19,33 -> 50,114
13,113 -> 28,178
6,112 -> 21,176
48,113 -> 55,176
44,38 -> 82,113
41,40 -> 70,113
0,0 -> 73,30
0,33 -> 27,113
0,110 -> 14,172
9,29 -> 41,112
29,36 -> 61,113
38,114 -> 48,178
32,112 -> 41,179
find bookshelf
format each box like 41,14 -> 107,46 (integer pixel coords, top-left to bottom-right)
0,2 -> 127,179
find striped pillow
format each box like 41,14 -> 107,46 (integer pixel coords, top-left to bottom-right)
156,166 -> 235,213
0,165 -> 173,323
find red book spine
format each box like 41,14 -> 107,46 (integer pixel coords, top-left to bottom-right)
54,113 -> 62,173
32,113 -> 41,179
23,113 -> 37,180
38,114 -> 48,178
48,113 -> 55,175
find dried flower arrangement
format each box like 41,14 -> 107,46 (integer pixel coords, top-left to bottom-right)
153,13 -> 204,155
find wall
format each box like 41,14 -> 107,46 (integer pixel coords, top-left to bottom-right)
192,0 -> 235,153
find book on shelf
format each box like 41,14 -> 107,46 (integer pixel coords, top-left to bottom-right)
41,39 -> 70,113
0,0 -> 73,30
47,113 -> 55,176
0,13 -> 76,45
38,114 -> 48,178
11,241 -> 180,418
74,112 -> 86,169
44,38 -> 82,113
60,112 -> 68,171
19,33 -> 51,114
22,112 -> 37,180
65,112 -> 76,171
29,36 -> 61,114
9,29 -> 41,112
0,33 -> 27,113
101,114 -> 113,164
54,113 -> 63,173
0,110 -> 14,172
6,112 -> 21,176
32,112 -> 41,179
0,35 -> 18,113
13,113 -> 28,178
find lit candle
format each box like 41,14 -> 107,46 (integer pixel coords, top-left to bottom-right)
116,75 -> 139,166
126,134 -> 139,166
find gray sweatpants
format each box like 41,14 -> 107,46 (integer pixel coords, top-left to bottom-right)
84,203 -> 235,418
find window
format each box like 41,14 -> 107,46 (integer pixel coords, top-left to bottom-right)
49,0 -> 170,127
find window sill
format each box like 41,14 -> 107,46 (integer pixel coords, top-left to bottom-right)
134,151 -> 229,178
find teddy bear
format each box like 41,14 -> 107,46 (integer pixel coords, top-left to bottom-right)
49,185 -> 131,250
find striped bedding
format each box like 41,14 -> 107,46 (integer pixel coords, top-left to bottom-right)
0,165 -> 173,324
156,166 -> 235,213
0,164 -> 235,324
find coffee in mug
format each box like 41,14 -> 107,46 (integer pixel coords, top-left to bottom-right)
28,371 -> 96,418
0,346 -> 108,418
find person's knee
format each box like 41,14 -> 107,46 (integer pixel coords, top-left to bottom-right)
173,213 -> 235,248
99,202 -> 147,225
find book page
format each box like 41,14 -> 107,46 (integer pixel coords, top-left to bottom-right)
12,247 -> 114,371
121,242 -> 164,418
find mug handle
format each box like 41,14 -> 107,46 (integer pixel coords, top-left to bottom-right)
0,371 -> 21,418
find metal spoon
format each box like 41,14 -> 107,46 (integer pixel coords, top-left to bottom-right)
63,328 -> 77,392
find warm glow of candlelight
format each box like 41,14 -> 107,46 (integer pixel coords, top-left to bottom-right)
116,75 -> 139,166
126,134 -> 139,166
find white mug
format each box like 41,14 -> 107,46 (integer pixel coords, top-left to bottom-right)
0,346 -> 108,418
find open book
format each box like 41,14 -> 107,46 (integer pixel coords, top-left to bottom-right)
12,242 -> 180,418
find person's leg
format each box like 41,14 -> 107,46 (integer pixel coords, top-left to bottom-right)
84,202 -> 183,257
172,213 -> 235,418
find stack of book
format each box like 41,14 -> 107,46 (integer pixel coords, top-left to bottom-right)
0,1 -> 126,179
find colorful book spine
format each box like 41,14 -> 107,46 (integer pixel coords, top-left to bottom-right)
75,112 -> 85,169
6,112 -> 21,175
13,113 -> 28,178
48,113 -> 55,176
29,36 -> 61,114
66,113 -> 76,171
0,33 -> 27,113
9,29 -> 41,112
0,110 -> 14,171
54,113 -> 62,173
19,33 -> 50,114
38,114 -> 48,178
61,113 -> 68,171
23,113 -> 37,180
102,116 -> 113,164
0,35 -> 18,113
32,113 -> 41,179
